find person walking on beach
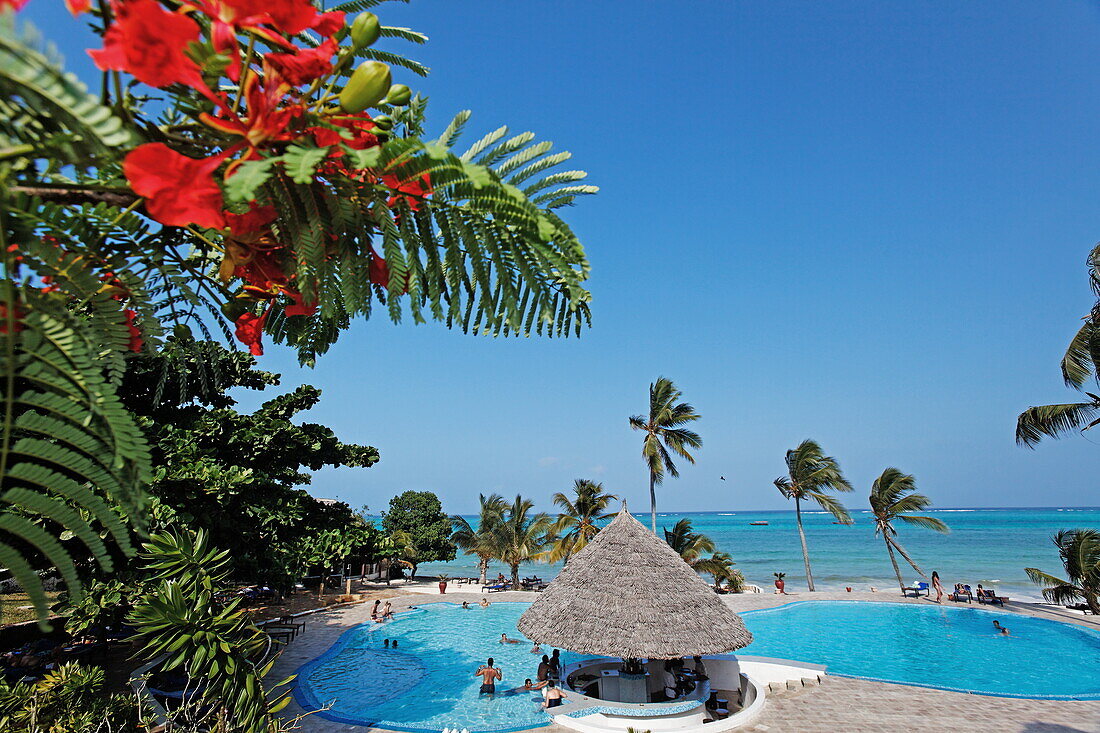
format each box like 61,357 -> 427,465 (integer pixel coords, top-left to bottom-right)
931,571 -> 944,604
475,657 -> 503,694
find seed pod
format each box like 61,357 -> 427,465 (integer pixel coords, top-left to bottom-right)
372,114 -> 394,131
385,84 -> 411,106
350,12 -> 382,49
221,299 -> 250,321
172,323 -> 194,341
339,60 -> 392,113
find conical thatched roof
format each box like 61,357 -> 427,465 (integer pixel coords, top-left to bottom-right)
518,506 -> 753,658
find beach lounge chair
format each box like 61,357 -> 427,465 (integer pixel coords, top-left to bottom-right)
977,589 -> 1007,606
949,585 -> 972,603
902,582 -> 929,598
482,582 -> 509,593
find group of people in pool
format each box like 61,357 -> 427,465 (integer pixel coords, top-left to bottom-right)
473,645 -> 566,708
370,600 -> 395,621
459,598 -> 494,609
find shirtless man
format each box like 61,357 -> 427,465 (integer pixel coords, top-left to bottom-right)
500,633 -> 522,644
475,657 -> 503,695
479,597 -> 491,608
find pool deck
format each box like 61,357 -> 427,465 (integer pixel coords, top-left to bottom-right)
274,584 -> 1100,733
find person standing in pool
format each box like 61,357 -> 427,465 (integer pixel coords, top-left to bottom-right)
475,657 -> 503,694
542,680 -> 565,709
549,649 -> 561,679
931,571 -> 944,604
537,655 -> 551,683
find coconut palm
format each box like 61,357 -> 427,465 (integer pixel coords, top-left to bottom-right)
663,518 -> 735,587
451,493 -> 507,585
868,468 -> 949,591
774,439 -> 853,591
1026,529 -> 1100,615
629,377 -> 703,532
493,495 -> 553,588
547,480 -> 618,564
1018,245 -> 1100,445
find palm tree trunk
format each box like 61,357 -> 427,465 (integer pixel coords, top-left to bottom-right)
511,563 -> 520,589
1086,589 -> 1100,616
649,471 -> 657,533
478,557 -> 488,586
889,537 -> 927,579
795,496 -> 815,592
885,536 -> 904,592
318,567 -> 327,600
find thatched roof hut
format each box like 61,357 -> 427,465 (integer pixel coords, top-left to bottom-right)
518,506 -> 753,658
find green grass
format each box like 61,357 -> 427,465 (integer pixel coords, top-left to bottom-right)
1,591 -> 61,626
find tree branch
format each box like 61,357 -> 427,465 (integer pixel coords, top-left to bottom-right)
11,185 -> 141,209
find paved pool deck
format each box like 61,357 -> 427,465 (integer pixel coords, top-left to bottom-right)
273,584 -> 1100,733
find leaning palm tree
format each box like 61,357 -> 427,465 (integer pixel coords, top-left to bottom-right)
868,468 -> 949,592
492,495 -> 553,589
774,439 -> 853,591
1026,529 -> 1100,615
547,480 -> 618,564
451,494 -> 507,586
1018,244 -> 1100,445
629,377 -> 702,532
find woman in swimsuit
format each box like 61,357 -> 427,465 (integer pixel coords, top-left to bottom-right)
371,599 -> 381,620
931,571 -> 944,604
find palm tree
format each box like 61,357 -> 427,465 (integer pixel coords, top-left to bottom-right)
1026,529 -> 1100,615
868,468 -> 949,592
493,495 -> 553,589
629,377 -> 702,532
547,480 -> 618,564
1018,244 -> 1100,445
451,493 -> 507,585
774,439 -> 852,592
663,518 -> 735,588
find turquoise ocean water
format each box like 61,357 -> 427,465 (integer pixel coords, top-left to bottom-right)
414,508 -> 1100,602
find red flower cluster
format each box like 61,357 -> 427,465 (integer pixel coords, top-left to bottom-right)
90,0 -> 206,91
123,144 -> 228,229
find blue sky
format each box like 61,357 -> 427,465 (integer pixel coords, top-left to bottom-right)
28,1 -> 1100,513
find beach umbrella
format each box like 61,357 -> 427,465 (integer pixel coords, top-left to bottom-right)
518,505 -> 753,658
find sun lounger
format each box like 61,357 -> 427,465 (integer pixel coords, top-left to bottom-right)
902,582 -> 929,598
482,582 -> 509,593
950,586 -> 972,603
976,589 -> 1007,606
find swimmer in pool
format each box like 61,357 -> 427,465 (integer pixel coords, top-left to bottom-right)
530,642 -> 542,654
480,597 -> 491,608
500,633 -> 522,644
462,601 -> 470,609
504,678 -> 547,695
993,620 -> 1010,636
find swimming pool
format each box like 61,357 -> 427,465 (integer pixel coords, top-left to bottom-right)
294,600 -> 1100,732
295,602 -> 584,731
738,601 -> 1100,699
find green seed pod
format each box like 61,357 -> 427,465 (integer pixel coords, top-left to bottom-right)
350,12 -> 382,49
221,299 -> 250,321
172,323 -> 194,341
372,114 -> 394,131
339,60 -> 392,113
385,83 -> 412,106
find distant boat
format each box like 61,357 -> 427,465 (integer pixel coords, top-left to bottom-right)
749,521 -> 769,526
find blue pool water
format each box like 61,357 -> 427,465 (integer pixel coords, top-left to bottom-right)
295,600 -> 1100,732
739,601 -> 1100,699
295,602 -> 584,731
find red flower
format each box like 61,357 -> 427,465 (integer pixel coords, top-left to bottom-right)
265,39 -> 337,87
123,309 -> 143,352
201,72 -> 301,152
0,0 -> 30,11
0,301 -> 26,335
220,204 -> 286,288
368,247 -> 408,294
65,0 -> 91,14
89,0 -> 205,91
284,290 -> 317,317
124,144 -> 227,229
234,310 -> 267,355
381,172 -> 432,211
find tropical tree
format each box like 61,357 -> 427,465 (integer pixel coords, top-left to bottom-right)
547,480 -> 618,563
774,439 -> 853,591
452,493 -> 507,585
1025,529 -> 1100,615
492,495 -> 552,588
629,378 -> 702,532
663,518 -> 735,588
1018,244 -> 1100,445
0,0 -> 596,624
382,490 -> 455,579
867,468 -> 949,591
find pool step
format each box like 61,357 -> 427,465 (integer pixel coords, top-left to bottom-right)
766,673 -> 826,697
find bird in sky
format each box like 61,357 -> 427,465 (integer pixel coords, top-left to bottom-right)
720,476 -> 726,481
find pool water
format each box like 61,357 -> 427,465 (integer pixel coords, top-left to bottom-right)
295,602 -> 584,731
295,600 -> 1100,732
739,601 -> 1100,699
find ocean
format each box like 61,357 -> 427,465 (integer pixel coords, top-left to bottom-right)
413,507 -> 1100,602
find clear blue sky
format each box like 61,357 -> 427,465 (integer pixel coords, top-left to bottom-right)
28,0 -> 1100,513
